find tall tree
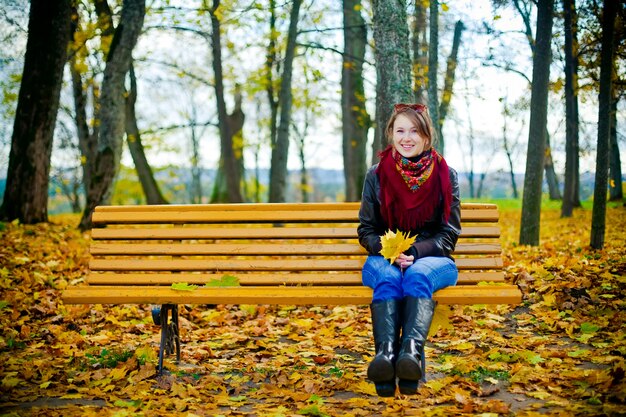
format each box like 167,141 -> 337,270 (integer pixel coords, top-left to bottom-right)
371,0 -> 412,155
590,0 -> 617,249
125,63 -> 167,205
268,0 -> 302,203
0,0 -> 71,223
428,0 -> 442,153
79,0 -> 145,230
493,0 -> 561,199
210,0 -> 244,203
561,0 -> 582,217
501,97 -> 521,199
265,0 -> 280,160
519,0 -> 554,246
438,20 -> 464,129
342,0 -> 369,202
69,0 -> 110,217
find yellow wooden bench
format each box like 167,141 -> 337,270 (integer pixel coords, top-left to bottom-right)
62,202 -> 521,373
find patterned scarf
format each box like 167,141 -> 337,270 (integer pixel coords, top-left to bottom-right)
376,146 -> 452,231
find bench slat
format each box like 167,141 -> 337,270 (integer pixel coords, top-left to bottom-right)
89,257 -> 503,272
91,225 -> 501,240
87,271 -> 506,285
90,242 -> 502,256
62,284 -> 522,305
95,202 -> 362,212
92,227 -> 360,240
94,202 -> 497,213
92,208 -> 499,224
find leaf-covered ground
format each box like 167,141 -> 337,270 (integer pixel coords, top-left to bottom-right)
0,206 -> 624,416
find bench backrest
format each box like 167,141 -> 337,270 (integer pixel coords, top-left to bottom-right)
87,202 -> 503,288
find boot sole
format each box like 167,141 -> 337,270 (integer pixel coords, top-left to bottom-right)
395,356 -> 422,381
398,379 -> 418,395
375,381 -> 396,397
367,357 -> 395,382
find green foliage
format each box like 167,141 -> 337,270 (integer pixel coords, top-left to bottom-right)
205,274 -> 240,287
467,367 -> 510,383
85,348 -> 138,368
171,282 -> 198,291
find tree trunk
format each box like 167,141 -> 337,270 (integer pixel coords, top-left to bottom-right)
544,133 -> 561,199
0,0 -> 71,223
412,0 -> 428,103
268,0 -> 302,203
561,0 -> 580,217
296,128 -> 309,203
210,0 -> 243,203
342,0 -> 369,202
476,172 -> 487,199
590,0 -> 617,249
609,92 -> 622,201
69,7 -> 96,208
266,0 -> 279,153
428,0 -> 442,154
519,0 -> 554,246
513,0 -> 561,200
502,99 -> 519,199
438,20 -> 464,126
371,0 -> 412,154
70,1 -> 110,218
125,63 -> 168,205
79,0 -> 145,230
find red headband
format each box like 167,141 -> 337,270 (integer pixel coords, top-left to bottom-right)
394,103 -> 427,114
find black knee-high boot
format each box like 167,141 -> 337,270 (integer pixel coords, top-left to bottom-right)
395,297 -> 436,394
368,300 -> 401,397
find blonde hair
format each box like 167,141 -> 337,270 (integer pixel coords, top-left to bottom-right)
385,107 -> 437,150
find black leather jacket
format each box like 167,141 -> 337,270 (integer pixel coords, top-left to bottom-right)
357,164 -> 462,259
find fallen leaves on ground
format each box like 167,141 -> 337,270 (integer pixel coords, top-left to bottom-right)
0,207 -> 624,416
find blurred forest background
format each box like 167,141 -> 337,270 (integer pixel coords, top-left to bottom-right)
0,0 -> 624,244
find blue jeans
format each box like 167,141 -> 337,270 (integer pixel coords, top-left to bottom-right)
362,255 -> 458,302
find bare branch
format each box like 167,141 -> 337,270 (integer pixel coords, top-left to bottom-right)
482,61 -> 532,84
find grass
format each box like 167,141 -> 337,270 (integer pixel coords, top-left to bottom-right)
463,196 -> 600,211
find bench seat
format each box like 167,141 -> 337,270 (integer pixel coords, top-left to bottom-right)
61,202 -> 521,373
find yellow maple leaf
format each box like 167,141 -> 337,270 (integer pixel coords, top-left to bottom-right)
379,229 -> 416,264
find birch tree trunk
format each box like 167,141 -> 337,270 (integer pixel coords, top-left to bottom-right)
1,0 -> 71,223
268,0 -> 302,202
590,0 -> 617,249
342,0 -> 369,202
79,0 -> 145,230
371,0 -> 412,153
519,0 -> 554,246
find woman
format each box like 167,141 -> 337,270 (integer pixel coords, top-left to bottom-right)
358,103 -> 461,397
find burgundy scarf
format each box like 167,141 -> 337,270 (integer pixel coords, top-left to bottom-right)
376,146 -> 452,231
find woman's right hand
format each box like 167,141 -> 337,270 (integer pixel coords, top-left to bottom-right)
395,253 -> 414,269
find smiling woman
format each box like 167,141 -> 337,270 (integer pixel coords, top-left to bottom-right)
357,103 -> 461,397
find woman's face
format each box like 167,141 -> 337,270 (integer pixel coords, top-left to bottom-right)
391,114 -> 426,158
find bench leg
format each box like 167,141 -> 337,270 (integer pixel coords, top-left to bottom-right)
156,304 -> 181,374
420,345 -> 426,382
